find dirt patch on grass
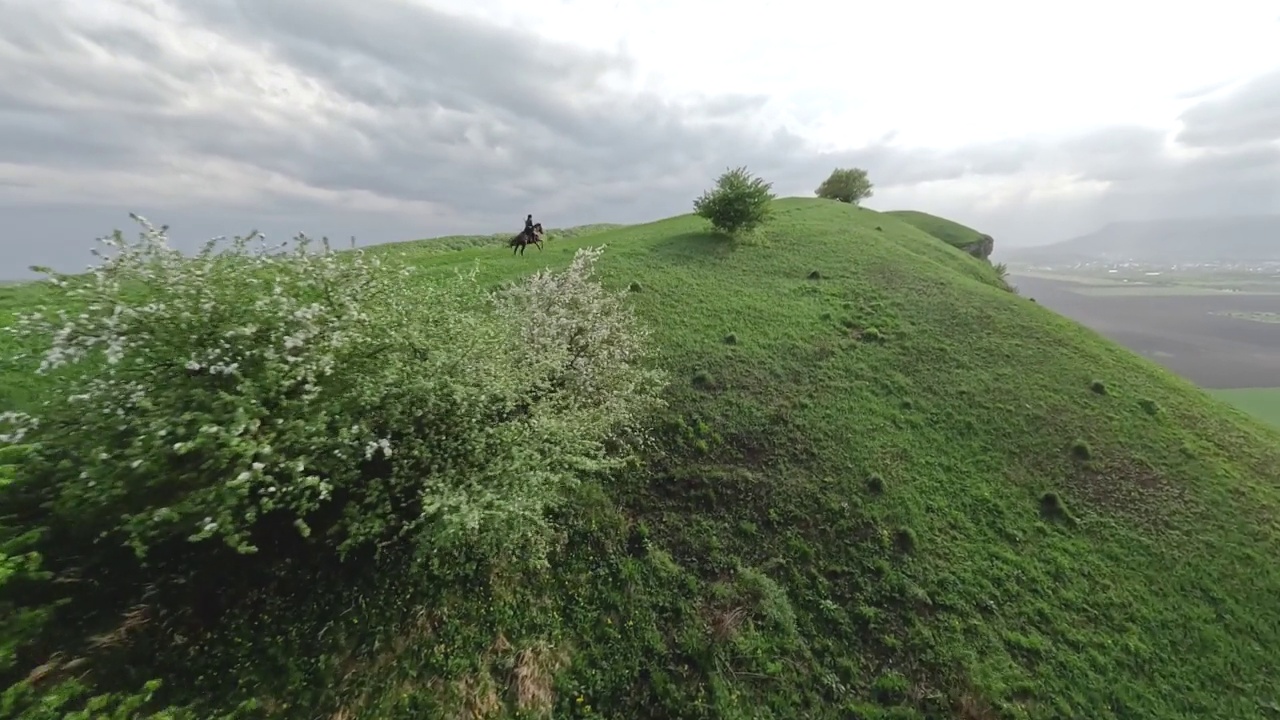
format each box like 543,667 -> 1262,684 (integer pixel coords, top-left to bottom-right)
510,641 -> 569,717
1062,458 -> 1191,529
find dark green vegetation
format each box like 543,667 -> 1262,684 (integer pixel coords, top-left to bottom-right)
693,166 -> 777,237
4,198 -> 1280,718
814,167 -> 874,205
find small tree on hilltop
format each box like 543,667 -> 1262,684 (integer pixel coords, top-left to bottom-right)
815,167 -> 874,205
693,166 -> 776,237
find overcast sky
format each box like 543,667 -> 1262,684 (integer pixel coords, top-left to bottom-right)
2,0 -> 1279,276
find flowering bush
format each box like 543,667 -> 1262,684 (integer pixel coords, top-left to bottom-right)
493,246 -> 664,439
3,217 -> 666,565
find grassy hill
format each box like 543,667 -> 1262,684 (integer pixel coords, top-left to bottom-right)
882,210 -> 990,254
3,198 -> 1280,719
386,222 -> 623,255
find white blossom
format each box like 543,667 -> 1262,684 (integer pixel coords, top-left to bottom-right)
8,220 -> 666,564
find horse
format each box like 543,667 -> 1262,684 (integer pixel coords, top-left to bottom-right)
509,222 -> 545,256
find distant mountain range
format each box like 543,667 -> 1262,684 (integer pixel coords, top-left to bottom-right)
1002,215 -> 1280,264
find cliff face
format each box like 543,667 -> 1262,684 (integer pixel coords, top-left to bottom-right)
963,233 -> 995,261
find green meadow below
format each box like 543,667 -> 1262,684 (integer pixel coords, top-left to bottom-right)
3,198 -> 1280,719
1209,387 -> 1280,430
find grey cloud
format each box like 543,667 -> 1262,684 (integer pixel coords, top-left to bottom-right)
1177,68 -> 1280,147
1056,125 -> 1166,182
2,0 -> 1280,277
4,0 -> 975,232
1095,144 -> 1280,219
1175,79 -> 1235,101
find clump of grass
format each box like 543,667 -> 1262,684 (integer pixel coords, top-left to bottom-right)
1070,440 -> 1093,461
808,269 -> 822,280
628,281 -> 643,292
692,370 -> 714,389
1039,491 -> 1077,524
1090,380 -> 1107,395
861,327 -> 885,342
866,474 -> 885,494
723,333 -> 738,345
873,671 -> 910,704
893,527 -> 917,555
1139,398 -> 1160,416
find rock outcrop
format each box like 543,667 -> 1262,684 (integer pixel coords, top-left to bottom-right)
962,234 -> 995,261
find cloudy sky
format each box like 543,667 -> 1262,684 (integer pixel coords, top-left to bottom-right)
2,0 -> 1279,276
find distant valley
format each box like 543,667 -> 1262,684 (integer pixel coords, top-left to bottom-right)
1000,215 -> 1280,265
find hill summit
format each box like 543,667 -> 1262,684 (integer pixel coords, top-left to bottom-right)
2,198 -> 1279,719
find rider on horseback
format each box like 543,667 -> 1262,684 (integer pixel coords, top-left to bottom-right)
523,214 -> 536,241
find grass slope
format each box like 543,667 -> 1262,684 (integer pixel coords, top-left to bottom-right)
382,222 -> 623,254
4,198 -> 1280,719
883,210 -> 987,251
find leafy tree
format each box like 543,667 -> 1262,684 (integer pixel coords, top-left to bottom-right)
693,166 -> 776,237
815,167 -> 874,205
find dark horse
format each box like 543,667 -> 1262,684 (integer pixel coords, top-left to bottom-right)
509,222 -> 544,256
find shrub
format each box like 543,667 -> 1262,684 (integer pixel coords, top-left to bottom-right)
992,262 -> 1018,294
692,166 -> 776,237
814,167 -> 873,205
4,218 -> 667,566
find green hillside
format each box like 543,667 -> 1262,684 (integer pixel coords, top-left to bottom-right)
883,210 -> 988,252
3,198 -> 1280,719
386,222 -> 623,255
